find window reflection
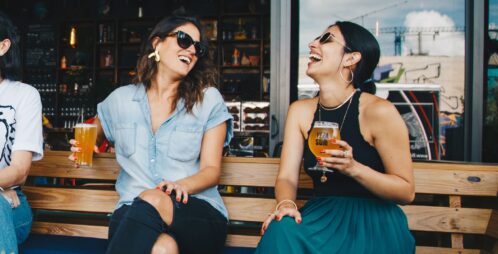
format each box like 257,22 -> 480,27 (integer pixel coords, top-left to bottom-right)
485,0 -> 498,162
298,0 -> 465,161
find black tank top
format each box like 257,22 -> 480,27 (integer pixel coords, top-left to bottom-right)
303,91 -> 385,199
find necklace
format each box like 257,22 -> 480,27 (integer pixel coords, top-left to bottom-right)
318,90 -> 356,132
317,90 -> 356,183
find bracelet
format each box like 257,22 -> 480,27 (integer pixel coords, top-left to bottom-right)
275,199 -> 298,212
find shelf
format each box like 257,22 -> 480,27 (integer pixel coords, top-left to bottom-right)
222,66 -> 260,69
119,42 -> 142,46
222,39 -> 260,44
97,42 -> 115,46
221,13 -> 262,17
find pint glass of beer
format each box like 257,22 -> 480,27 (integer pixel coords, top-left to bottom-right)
308,121 -> 341,172
74,123 -> 98,166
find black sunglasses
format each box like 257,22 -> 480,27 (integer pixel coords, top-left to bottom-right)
167,30 -> 207,58
314,32 -> 352,52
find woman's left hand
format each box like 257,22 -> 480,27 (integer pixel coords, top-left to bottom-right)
319,139 -> 359,177
156,180 -> 189,204
1,189 -> 20,208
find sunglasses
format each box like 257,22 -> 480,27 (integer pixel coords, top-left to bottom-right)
314,32 -> 352,52
167,30 -> 207,58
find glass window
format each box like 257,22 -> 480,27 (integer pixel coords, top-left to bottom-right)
298,0 -> 466,161
485,0 -> 498,162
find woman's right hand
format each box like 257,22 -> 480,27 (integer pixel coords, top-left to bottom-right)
68,139 -> 80,163
68,139 -> 99,164
260,205 -> 302,236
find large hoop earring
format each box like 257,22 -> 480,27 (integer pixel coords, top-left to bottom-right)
339,67 -> 354,84
148,49 -> 160,62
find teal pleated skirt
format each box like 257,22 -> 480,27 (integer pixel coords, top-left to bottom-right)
254,196 -> 415,254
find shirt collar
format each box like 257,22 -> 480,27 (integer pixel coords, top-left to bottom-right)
132,83 -> 147,102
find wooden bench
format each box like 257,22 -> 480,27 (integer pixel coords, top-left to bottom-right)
22,151 -> 498,253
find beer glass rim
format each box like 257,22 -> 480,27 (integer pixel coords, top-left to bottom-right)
314,121 -> 339,128
74,123 -> 97,128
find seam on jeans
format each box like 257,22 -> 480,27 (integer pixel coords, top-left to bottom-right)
15,220 -> 32,229
168,194 -> 176,229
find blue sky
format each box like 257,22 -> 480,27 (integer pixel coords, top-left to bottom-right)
299,0 -> 466,56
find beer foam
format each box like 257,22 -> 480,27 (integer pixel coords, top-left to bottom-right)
74,123 -> 97,128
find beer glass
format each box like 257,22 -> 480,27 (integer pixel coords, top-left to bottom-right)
74,123 -> 98,166
308,121 -> 341,173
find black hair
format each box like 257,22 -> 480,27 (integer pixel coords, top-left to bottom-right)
333,21 -> 380,94
0,10 -> 21,80
134,15 -> 217,113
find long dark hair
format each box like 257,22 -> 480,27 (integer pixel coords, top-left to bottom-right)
333,21 -> 380,94
134,15 -> 218,113
0,10 -> 21,81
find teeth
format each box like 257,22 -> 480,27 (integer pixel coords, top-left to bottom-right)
178,55 -> 191,64
309,53 -> 322,62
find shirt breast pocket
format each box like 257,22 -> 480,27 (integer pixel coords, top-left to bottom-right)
115,123 -> 136,157
167,126 -> 203,162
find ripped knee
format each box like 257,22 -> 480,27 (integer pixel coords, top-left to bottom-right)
138,189 -> 174,225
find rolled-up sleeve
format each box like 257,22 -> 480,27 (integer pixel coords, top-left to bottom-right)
204,88 -> 233,146
97,96 -> 115,143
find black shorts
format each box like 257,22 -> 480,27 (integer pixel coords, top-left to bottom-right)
109,194 -> 228,254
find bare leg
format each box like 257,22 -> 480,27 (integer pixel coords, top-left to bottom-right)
150,233 -> 179,254
139,189 -> 174,225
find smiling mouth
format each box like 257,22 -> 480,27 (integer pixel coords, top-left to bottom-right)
309,53 -> 322,63
178,55 -> 192,64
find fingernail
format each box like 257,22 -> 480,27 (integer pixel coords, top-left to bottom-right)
155,187 -> 160,190
316,157 -> 321,161
260,229 -> 264,236
297,219 -> 302,224
330,138 -> 336,143
319,162 -> 324,165
183,200 -> 187,204
320,150 -> 325,153
176,197 -> 180,201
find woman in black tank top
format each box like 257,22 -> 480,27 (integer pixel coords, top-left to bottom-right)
255,21 -> 415,254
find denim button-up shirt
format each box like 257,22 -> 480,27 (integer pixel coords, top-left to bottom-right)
97,84 -> 233,218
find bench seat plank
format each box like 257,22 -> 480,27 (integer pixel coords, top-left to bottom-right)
32,221 -> 108,239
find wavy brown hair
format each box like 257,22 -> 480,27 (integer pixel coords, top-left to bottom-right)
133,15 -> 218,113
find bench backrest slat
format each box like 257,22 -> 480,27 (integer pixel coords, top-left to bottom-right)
23,186 -> 117,213
30,153 -> 498,196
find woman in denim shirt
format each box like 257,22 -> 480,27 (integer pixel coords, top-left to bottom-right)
72,15 -> 233,254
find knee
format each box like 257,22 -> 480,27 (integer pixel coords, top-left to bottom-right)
151,234 -> 178,254
139,189 -> 173,224
267,216 -> 299,235
139,189 -> 172,210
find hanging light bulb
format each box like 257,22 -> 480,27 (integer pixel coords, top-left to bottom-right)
69,26 -> 77,48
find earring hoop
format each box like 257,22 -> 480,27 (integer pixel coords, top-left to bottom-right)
339,66 -> 354,84
148,49 -> 160,62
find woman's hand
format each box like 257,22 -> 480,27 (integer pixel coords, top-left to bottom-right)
260,204 -> 302,236
1,189 -> 20,208
319,139 -> 360,177
68,139 -> 99,166
156,180 -> 189,204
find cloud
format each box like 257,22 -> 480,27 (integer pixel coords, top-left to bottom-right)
298,0 -> 465,55
402,10 -> 464,56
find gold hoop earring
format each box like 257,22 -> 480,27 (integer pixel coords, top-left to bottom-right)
148,49 -> 160,62
339,67 -> 354,84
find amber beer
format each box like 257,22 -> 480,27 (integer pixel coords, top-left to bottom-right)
308,121 -> 341,159
74,123 -> 98,166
